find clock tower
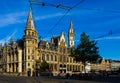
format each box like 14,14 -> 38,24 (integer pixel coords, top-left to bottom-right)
68,20 -> 74,47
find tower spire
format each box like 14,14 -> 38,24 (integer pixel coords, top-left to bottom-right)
70,20 -> 73,28
25,7 -> 35,30
68,20 -> 74,47
69,20 -> 74,33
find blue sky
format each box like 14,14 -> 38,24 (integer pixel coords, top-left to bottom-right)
0,0 -> 120,60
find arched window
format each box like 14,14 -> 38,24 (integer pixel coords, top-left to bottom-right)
41,54 -> 45,60
28,63 -> 30,66
60,64 -> 62,67
54,55 -> 57,61
70,65 -> 72,71
28,55 -> 30,59
64,56 -> 66,62
67,57 -> 69,62
46,54 -> 49,61
51,55 -> 53,61
63,65 -> 66,67
60,56 -> 62,62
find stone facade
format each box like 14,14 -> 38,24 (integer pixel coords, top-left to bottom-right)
0,9 -> 84,76
0,39 -> 23,74
110,60 -> 120,71
91,58 -> 111,72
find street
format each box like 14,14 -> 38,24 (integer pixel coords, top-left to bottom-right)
0,74 -> 120,83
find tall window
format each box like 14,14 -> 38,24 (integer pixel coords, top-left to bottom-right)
28,48 -> 30,54
67,57 -> 69,62
32,65 -> 34,68
28,55 -> 30,60
54,55 -> 57,61
63,49 -> 66,53
70,58 -> 72,63
32,56 -> 34,59
32,49 -> 34,54
64,56 -> 66,62
51,55 -> 53,61
70,65 -> 72,71
32,41 -> 34,44
41,54 -> 45,60
54,64 -> 57,71
60,56 -> 62,62
60,48 -> 62,52
28,63 -> 30,66
46,54 -> 49,61
32,32 -> 34,36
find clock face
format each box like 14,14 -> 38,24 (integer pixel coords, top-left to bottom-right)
70,37 -> 73,40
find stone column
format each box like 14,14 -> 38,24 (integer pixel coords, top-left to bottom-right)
71,65 -> 73,71
14,63 -> 16,72
7,64 -> 9,72
11,64 -> 13,72
11,55 -> 12,62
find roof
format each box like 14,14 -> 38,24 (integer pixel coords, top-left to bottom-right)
69,20 -> 74,33
25,8 -> 36,30
52,36 -> 60,46
38,39 -> 56,50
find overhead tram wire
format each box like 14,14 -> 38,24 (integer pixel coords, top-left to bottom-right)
93,31 -> 112,40
29,0 -> 72,39
30,0 -> 120,40
44,0 -> 85,38
30,0 -> 85,38
93,29 -> 120,40
29,0 -> 72,10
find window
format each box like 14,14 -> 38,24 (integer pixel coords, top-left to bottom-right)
51,55 -> 53,61
32,41 -> 34,44
46,54 -> 49,61
54,55 -> 57,61
67,57 -> 69,62
32,56 -> 34,59
60,48 -> 62,52
28,55 -> 30,59
41,54 -> 45,60
32,65 -> 34,68
54,64 -> 57,71
28,48 -> 30,54
46,43 -> 49,49
63,56 -> 66,62
28,32 -> 30,35
28,40 -> 30,43
32,32 -> 34,36
60,56 -> 62,62
63,49 -> 66,53
32,49 -> 34,54
70,65 -> 72,71
70,58 -> 72,63
60,64 -> 62,67
28,63 -> 30,66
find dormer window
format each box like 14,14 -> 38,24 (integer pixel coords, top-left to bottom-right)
32,32 -> 34,36
46,43 -> 49,49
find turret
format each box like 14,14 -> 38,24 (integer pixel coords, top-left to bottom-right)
23,7 -> 38,76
